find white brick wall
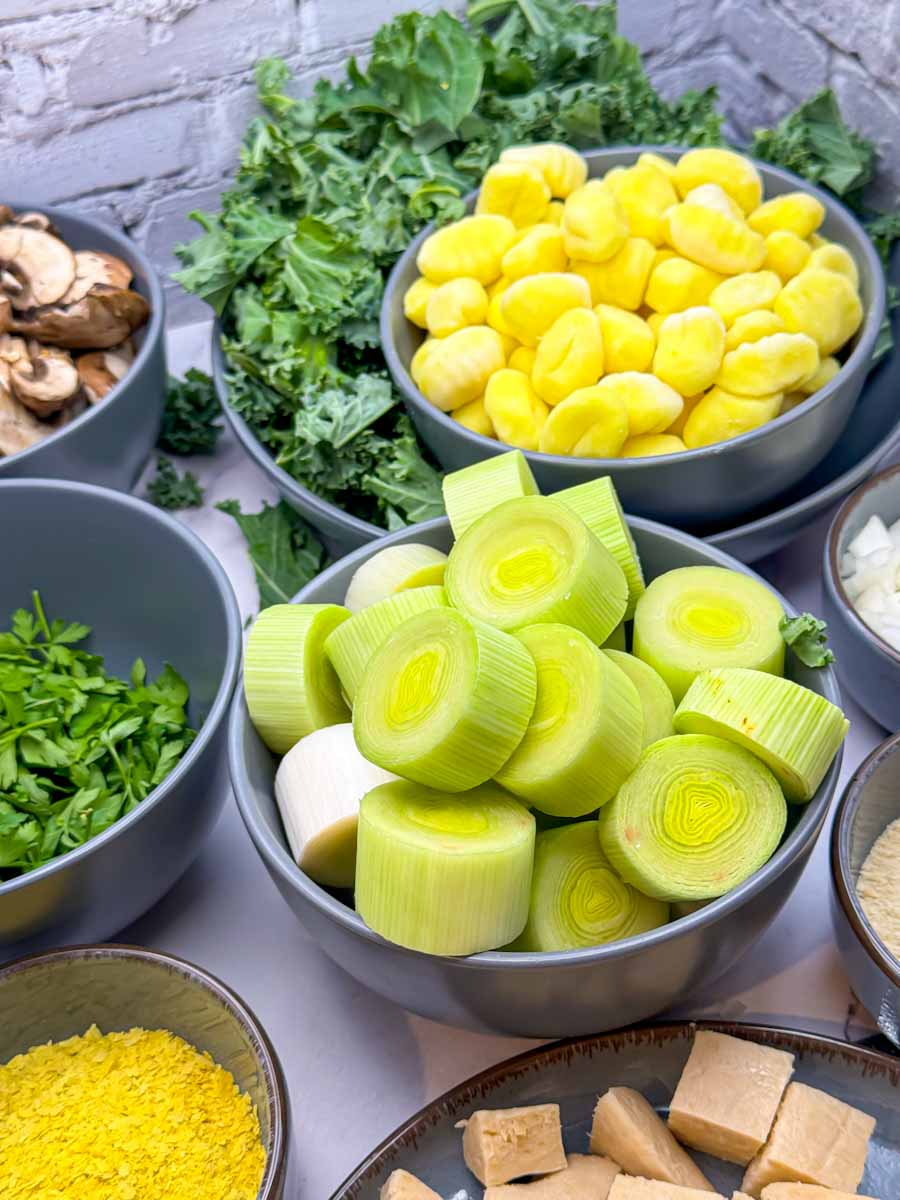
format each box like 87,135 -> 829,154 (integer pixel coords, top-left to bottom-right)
3,0 -> 898,327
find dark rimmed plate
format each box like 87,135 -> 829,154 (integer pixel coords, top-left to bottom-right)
331,1021 -> 899,1198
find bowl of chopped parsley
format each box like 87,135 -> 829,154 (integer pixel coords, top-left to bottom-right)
0,478 -> 241,957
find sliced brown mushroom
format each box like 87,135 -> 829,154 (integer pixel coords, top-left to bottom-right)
11,285 -> 150,349
13,211 -> 59,236
0,364 -> 50,456
9,340 -> 81,417
0,206 -> 14,227
60,250 -> 133,305
0,294 -> 10,335
0,226 -> 77,310
76,340 -> 134,404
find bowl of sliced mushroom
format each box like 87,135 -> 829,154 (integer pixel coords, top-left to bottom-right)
0,202 -> 164,488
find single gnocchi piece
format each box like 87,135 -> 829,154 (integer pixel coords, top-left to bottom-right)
774,267 -> 863,355
500,272 -> 591,346
595,305 -> 656,374
414,325 -> 506,411
484,368 -> 550,451
476,161 -> 551,227
797,354 -> 841,395
606,163 -> 678,245
724,310 -> 786,352
716,331 -> 819,396
674,147 -> 763,214
410,338 -> 440,390
622,433 -> 687,457
486,277 -> 516,338
602,371 -> 684,437
403,277 -> 436,328
748,191 -> 825,239
563,181 -> 629,263
645,256 -> 724,313
571,237 -> 656,311
452,396 -> 495,438
425,277 -> 489,337
763,230 -> 812,283
638,151 -> 677,181
538,382 -> 629,457
683,183 -> 744,220
501,224 -> 568,279
683,387 -> 782,448
417,214 -> 516,285
532,307 -> 605,406
653,306 -> 725,396
808,242 -> 859,287
709,270 -> 782,327
499,143 -> 588,199
665,391 -> 703,437
667,203 -> 767,275
508,345 -> 537,374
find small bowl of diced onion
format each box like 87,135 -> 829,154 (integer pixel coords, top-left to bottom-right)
823,462 -> 900,731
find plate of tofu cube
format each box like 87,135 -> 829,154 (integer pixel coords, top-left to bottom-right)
330,1021 -> 898,1200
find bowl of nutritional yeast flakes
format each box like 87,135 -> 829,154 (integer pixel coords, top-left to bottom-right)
381,146 -> 885,531
832,730 -> 900,1047
0,479 -> 241,958
230,515 -> 845,1038
0,945 -> 290,1198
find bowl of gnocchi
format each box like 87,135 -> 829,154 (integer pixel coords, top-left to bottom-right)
381,144 -> 885,530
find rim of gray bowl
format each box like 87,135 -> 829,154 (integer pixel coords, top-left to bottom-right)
211,331 -> 380,543
381,146 -> 886,472
0,941 -> 289,1199
831,731 -> 900,989
230,513 -> 844,970
824,460 -> 900,669
0,478 -> 242,900
0,199 -> 166,472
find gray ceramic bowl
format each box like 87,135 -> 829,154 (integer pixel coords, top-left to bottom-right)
382,147 -> 885,530
0,201 -> 166,490
230,517 -> 844,1038
0,479 -> 241,957
0,944 -> 289,1197
822,462 -> 900,731
831,731 -> 900,1046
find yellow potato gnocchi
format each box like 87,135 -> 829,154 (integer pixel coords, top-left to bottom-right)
500,272 -> 591,345
572,237 -> 656,310
562,180 -> 629,263
601,371 -> 684,436
531,307 -> 605,406
501,224 -> 568,279
808,242 -> 859,287
667,203 -> 766,275
606,162 -> 678,244
425,278 -> 489,337
499,143 -> 588,198
414,325 -> 506,411
748,191 -> 825,239
716,331 -> 819,396
452,397 -> 494,437
645,256 -> 723,313
595,305 -> 656,374
774,268 -> 863,355
684,387 -> 783,448
653,307 -> 725,395
476,161 -> 551,227
763,230 -> 811,282
417,214 -> 516,285
403,276 -> 436,328
622,433 -> 686,457
724,310 -> 785,351
485,368 -> 549,451
674,147 -> 763,214
539,382 -> 629,456
709,270 -> 781,327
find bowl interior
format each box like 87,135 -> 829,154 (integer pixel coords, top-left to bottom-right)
0,201 -> 165,471
838,735 -> 900,973
3,481 -> 231,729
235,516 -> 842,963
384,145 -> 883,472
0,947 -> 284,1193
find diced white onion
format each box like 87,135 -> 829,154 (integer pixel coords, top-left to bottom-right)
840,511 -> 900,652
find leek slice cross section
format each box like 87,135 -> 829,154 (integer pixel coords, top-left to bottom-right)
244,603 -> 350,754
344,543 -> 448,612
446,495 -> 628,645
324,585 -> 448,702
604,649 -> 675,749
555,476 -> 646,618
675,667 -> 849,802
496,624 -> 643,817
353,607 -> 537,792
513,821 -> 669,952
355,779 -> 535,955
442,448 -> 540,539
598,733 -> 787,902
633,565 -> 785,703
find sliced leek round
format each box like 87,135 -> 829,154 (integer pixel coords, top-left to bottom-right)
674,667 -> 848,802
598,733 -> 787,902
355,779 -> 535,955
555,477 -> 645,618
604,649 -> 675,749
344,544 -> 448,612
633,565 -> 785,702
513,821 -> 669,951
275,724 -> 397,888
446,495 -> 628,644
353,607 -> 537,792
324,585 -> 448,703
442,449 -> 539,539
244,603 -> 350,754
496,624 -> 643,817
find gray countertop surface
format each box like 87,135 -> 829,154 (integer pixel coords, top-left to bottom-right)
123,321 -> 896,1198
